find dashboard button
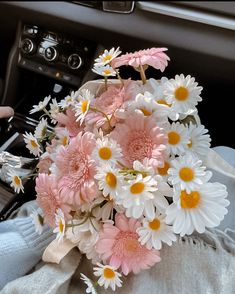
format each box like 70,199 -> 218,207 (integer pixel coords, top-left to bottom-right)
20,38 -> 35,54
67,54 -> 82,69
44,46 -> 58,61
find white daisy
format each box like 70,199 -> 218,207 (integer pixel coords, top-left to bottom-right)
92,137 -> 122,166
56,128 -> 70,146
137,212 -> 177,250
7,170 -> 24,193
156,158 -> 172,180
94,47 -> 121,66
152,175 -> 173,213
34,118 -> 48,139
93,263 -> 122,291
149,77 -> 173,110
164,74 -> 203,116
53,208 -> 66,242
166,182 -> 229,236
49,98 -> 60,123
80,273 -> 97,294
168,153 -> 212,193
58,90 -> 79,109
30,210 -> 44,235
133,159 -> 155,177
120,174 -> 158,219
186,122 -> 211,158
166,122 -> 189,155
149,77 -> 168,100
92,65 -> 116,77
74,89 -> 94,124
23,132 -> 42,157
128,91 -> 168,126
149,77 -> 186,121
94,164 -> 123,199
29,95 -> 51,114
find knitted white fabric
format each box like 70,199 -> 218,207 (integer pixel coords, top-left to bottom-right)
1,228 -> 234,294
0,201 -> 54,290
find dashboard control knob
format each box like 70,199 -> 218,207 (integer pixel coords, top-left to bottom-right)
67,54 -> 82,69
44,46 -> 58,61
20,38 -> 35,54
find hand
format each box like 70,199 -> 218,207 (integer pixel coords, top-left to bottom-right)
0,106 -> 14,118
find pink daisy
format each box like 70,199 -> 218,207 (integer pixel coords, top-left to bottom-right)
35,173 -> 71,227
94,84 -> 126,114
55,131 -> 98,207
110,112 -> 167,168
55,107 -> 83,137
85,80 -> 136,128
96,213 -> 161,275
112,48 -> 170,72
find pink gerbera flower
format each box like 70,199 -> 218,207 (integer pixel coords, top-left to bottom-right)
55,107 -> 83,137
85,80 -> 136,129
112,48 -> 170,72
111,112 -> 167,168
55,131 -> 98,207
96,213 -> 161,275
35,173 -> 71,227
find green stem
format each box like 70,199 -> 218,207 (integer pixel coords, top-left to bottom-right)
113,68 -> 124,86
139,64 -> 147,85
117,161 -> 128,169
90,201 -> 105,215
119,169 -> 149,177
89,217 -> 99,232
23,173 -> 38,180
90,107 -> 113,130
42,108 -> 52,118
66,213 -> 90,228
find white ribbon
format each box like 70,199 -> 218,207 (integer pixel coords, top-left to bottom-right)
204,149 -> 235,179
42,238 -> 78,264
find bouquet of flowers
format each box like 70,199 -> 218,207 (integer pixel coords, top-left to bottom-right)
12,46 -> 230,292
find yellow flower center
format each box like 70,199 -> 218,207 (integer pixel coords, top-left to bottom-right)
130,182 -> 145,194
81,100 -> 89,113
158,161 -> 170,176
103,55 -> 112,62
105,172 -> 117,188
103,267 -> 115,279
168,131 -> 180,145
61,136 -> 69,146
179,167 -> 194,182
157,99 -> 171,107
30,139 -> 38,148
99,147 -> 112,160
13,176 -> 21,186
148,219 -> 161,231
103,69 -> 111,75
125,239 -> 138,252
187,139 -> 193,148
140,108 -> 152,116
180,190 -> 200,209
59,220 -> 64,233
175,87 -> 189,101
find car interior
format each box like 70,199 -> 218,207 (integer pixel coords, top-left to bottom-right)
0,1 -> 235,218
